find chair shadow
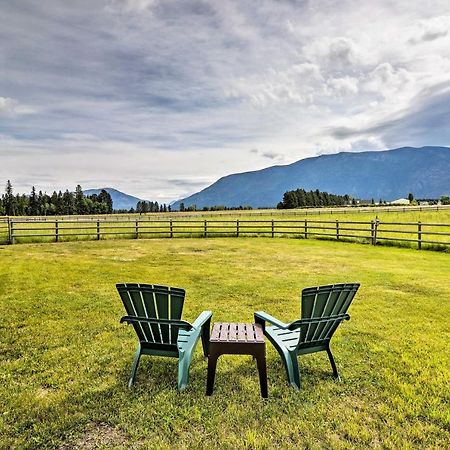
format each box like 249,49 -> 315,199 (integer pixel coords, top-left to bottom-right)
116,350 -> 344,399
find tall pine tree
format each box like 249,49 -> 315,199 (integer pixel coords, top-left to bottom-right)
4,180 -> 16,216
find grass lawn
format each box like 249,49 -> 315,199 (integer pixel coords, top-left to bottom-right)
0,238 -> 449,449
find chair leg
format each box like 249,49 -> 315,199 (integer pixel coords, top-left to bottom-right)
201,319 -> 211,358
287,352 -> 301,390
271,345 -> 301,390
178,354 -> 190,391
128,345 -> 142,389
326,346 -> 340,380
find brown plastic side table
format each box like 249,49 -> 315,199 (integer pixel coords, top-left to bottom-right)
206,322 -> 268,398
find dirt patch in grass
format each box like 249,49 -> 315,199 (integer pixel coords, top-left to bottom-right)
59,423 -> 129,450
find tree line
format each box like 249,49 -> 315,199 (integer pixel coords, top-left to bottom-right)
136,201 -> 171,213
277,188 -> 352,209
0,181 -> 115,216
178,202 -> 253,212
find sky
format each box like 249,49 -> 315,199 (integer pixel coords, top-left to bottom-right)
1,0 -> 450,203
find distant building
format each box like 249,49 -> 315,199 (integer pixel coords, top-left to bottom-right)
389,198 -> 410,205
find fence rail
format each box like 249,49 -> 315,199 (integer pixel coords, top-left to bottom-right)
1,204 -> 450,223
2,217 -> 450,251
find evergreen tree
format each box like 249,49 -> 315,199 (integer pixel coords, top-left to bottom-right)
278,187 -> 352,209
37,191 -> 45,215
49,191 -> 58,215
56,191 -> 64,215
4,180 -> 16,216
15,194 -> 27,215
62,190 -> 75,215
97,189 -> 113,213
75,185 -> 86,214
28,186 -> 39,215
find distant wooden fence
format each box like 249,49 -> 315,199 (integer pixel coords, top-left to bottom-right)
2,218 -> 450,251
1,203 -> 450,223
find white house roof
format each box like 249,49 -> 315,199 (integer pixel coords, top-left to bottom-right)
390,198 -> 410,205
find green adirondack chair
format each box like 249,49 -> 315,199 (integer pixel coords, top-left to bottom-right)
254,283 -> 360,390
117,283 -> 212,390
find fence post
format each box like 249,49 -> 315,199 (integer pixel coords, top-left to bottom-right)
7,217 -> 12,244
8,218 -> 14,244
336,219 -> 339,240
304,219 -> 308,239
135,220 -> 139,239
370,220 -> 378,245
170,219 -> 173,238
97,220 -> 100,240
204,220 -> 207,238
418,222 -> 422,250
55,220 -> 59,243
271,219 -> 274,238
236,219 -> 239,238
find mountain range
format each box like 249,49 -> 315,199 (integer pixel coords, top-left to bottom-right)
171,146 -> 450,209
84,188 -> 142,210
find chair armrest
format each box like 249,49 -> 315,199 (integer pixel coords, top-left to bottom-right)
120,315 -> 193,330
288,313 -> 350,330
192,310 -> 212,330
254,311 -> 289,330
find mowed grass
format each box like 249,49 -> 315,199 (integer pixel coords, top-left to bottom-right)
0,238 -> 449,449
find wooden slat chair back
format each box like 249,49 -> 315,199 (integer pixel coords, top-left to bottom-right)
255,282 -> 360,390
118,283 -> 212,390
117,283 -> 186,352
291,283 -> 359,352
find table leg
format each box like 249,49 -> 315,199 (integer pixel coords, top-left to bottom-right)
206,353 -> 219,396
255,348 -> 268,398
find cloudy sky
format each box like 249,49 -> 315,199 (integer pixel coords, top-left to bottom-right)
1,0 -> 450,202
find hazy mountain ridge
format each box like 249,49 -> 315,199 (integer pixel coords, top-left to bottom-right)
171,146 -> 450,209
84,188 -> 142,210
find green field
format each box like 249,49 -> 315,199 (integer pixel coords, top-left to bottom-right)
1,237 -> 449,449
2,207 -> 450,251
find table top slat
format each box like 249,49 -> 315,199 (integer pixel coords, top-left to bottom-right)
237,323 -> 247,341
211,322 -> 222,341
219,323 -> 229,341
210,322 -> 264,343
254,324 -> 264,342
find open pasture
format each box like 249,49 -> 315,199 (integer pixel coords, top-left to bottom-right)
2,206 -> 450,251
0,207 -> 450,250
0,237 -> 449,449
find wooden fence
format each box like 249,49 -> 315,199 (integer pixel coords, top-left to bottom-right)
1,203 -> 449,223
2,218 -> 450,250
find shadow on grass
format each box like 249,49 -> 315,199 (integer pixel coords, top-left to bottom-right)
49,353 -> 355,448
116,352 -> 343,398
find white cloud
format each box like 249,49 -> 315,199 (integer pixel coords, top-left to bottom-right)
0,97 -> 36,116
304,37 -> 362,70
1,1 -> 450,201
364,63 -> 413,98
107,0 -> 159,13
411,15 -> 450,42
327,76 -> 359,96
